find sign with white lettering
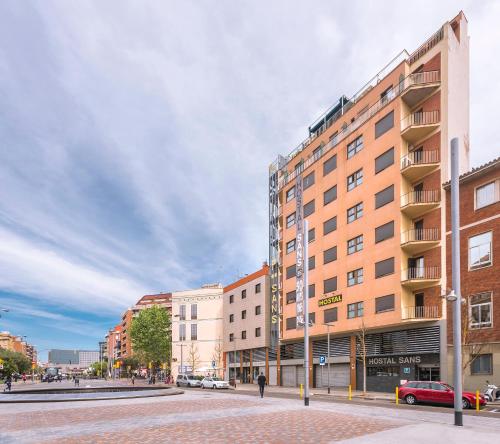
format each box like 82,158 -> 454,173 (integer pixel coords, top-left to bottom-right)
367,356 -> 422,366
269,168 -> 280,348
295,175 -> 304,327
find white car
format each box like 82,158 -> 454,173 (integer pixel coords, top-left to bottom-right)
201,377 -> 230,389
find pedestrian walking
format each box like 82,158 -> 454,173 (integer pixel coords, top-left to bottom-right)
131,374 -> 135,385
4,375 -> 12,393
22,373 -> 26,383
74,376 -> 79,387
257,372 -> 266,398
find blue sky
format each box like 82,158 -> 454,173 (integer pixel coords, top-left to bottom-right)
1,1 -> 499,361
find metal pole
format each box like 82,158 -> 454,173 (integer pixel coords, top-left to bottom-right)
181,344 -> 184,375
327,326 -> 331,395
451,137 -> 463,427
304,219 -> 310,406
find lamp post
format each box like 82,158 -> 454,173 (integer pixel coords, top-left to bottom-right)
323,323 -> 335,395
177,343 -> 186,376
231,336 -> 241,387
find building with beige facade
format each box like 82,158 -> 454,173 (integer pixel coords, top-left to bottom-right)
223,264 -> 273,384
171,284 -> 223,378
268,12 -> 470,391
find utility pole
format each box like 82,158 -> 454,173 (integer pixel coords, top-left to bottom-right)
451,137 -> 463,427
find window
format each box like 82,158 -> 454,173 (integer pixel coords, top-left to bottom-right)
286,186 -> 296,202
229,314 -> 234,323
323,216 -> 337,235
313,145 -> 322,159
308,256 -> 315,270
191,304 -> 197,320
304,200 -> 315,217
375,185 -> 394,209
367,366 -> 399,377
380,85 -> 394,103
255,283 -> 261,293
348,302 -> 364,318
324,185 -> 338,206
286,290 -> 296,304
191,324 -> 197,341
375,294 -> 395,313
324,307 -> 338,323
229,333 -> 234,342
347,135 -> 363,159
347,169 -> 363,191
323,246 -> 337,264
324,276 -> 337,293
308,228 -> 315,243
469,231 -> 492,269
255,327 -> 261,338
255,305 -> 261,315
309,312 -> 316,324
179,305 -> 186,320
286,212 -> 296,228
286,317 -> 297,330
347,202 -> 363,223
303,171 -> 315,190
375,147 -> 394,174
286,264 -> 296,279
375,110 -> 394,138
229,294 -> 234,304
347,268 -> 363,286
375,221 -> 394,243
295,161 -> 303,175
347,235 -> 363,254
179,324 -> 186,341
242,289 -> 247,299
241,330 -> 247,340
475,181 -> 498,209
471,354 -> 493,375
375,257 -> 395,278
242,310 -> 247,320
286,239 -> 296,254
469,292 -> 492,329
308,284 -> 315,298
323,154 -> 337,176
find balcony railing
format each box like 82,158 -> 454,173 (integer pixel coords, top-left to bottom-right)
402,267 -> 441,281
401,190 -> 440,207
402,305 -> 440,320
401,110 -> 440,132
408,26 -> 444,65
401,228 -> 440,244
401,150 -> 440,170
406,70 -> 440,87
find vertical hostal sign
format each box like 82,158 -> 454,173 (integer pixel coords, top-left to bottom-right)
268,165 -> 280,348
295,175 -> 304,327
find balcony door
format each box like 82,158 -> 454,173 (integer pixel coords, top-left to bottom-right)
408,256 -> 424,278
414,219 -> 424,240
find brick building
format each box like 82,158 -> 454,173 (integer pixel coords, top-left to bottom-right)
445,157 -> 500,391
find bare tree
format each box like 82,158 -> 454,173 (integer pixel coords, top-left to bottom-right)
211,338 -> 223,378
460,299 -> 486,385
187,343 -> 200,374
355,319 -> 368,396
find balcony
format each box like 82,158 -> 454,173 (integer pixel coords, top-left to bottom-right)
402,305 -> 440,320
401,190 -> 440,218
401,111 -> 440,144
401,71 -> 440,108
401,228 -> 440,254
400,150 -> 440,182
401,267 -> 441,290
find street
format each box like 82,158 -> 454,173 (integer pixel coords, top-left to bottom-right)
1,385 -> 500,443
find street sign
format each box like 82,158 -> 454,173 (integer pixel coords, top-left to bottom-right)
319,356 -> 326,366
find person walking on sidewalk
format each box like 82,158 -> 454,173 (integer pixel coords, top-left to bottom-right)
257,372 -> 266,398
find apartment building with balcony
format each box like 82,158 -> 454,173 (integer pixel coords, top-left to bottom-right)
171,284 -> 223,379
268,12 -> 469,391
444,157 -> 500,391
223,264 -> 273,384
105,324 -> 122,375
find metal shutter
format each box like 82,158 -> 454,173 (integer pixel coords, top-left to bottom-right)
315,364 -> 350,388
282,365 -> 297,387
296,365 -> 305,387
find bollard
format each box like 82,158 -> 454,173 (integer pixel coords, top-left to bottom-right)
476,390 -> 480,411
348,384 -> 352,401
396,386 -> 399,405
300,384 -> 303,399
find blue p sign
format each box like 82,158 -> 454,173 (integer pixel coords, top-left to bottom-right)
319,356 -> 326,365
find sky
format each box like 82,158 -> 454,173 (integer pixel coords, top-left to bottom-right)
0,1 -> 499,361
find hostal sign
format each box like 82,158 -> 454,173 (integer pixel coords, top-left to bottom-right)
318,294 -> 342,307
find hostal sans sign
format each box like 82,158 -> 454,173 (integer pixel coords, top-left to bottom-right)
368,356 -> 422,366
318,294 -> 342,307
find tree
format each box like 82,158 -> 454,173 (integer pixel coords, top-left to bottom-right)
355,319 -> 368,396
90,360 -> 108,377
0,349 -> 31,377
460,299 -> 486,384
121,356 -> 141,376
211,338 -> 223,377
187,343 -> 200,374
130,306 -> 171,372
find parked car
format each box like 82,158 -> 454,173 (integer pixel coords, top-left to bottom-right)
201,377 -> 230,390
399,381 -> 486,409
176,374 -> 202,388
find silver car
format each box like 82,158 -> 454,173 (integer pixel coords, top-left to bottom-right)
201,377 -> 230,389
176,374 -> 202,387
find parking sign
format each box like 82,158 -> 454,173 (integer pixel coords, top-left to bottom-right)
319,356 -> 326,366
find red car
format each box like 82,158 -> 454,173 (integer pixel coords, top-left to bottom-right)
399,381 -> 486,409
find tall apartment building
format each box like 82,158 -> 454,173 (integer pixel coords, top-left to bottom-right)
223,264 -> 273,384
268,12 -> 469,391
0,331 -> 37,362
120,293 -> 172,359
105,324 -> 122,372
171,284 -> 223,379
445,158 -> 500,391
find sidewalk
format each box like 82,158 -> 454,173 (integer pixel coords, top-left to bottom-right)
232,383 -> 396,401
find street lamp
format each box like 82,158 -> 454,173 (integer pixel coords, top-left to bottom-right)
176,343 -> 186,376
322,322 -> 335,395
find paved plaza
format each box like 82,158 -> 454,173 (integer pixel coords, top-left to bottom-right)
1,389 -> 500,443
